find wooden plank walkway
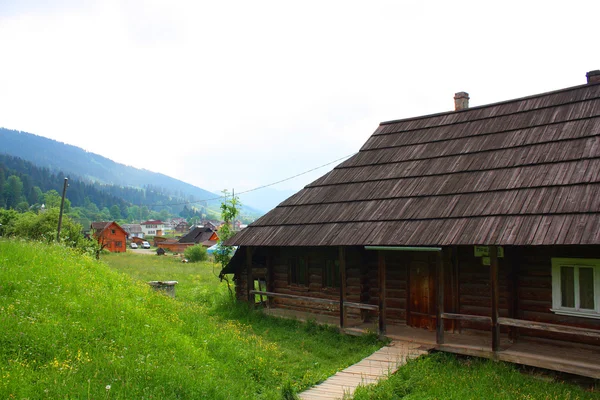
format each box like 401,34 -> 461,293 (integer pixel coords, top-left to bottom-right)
298,341 -> 431,399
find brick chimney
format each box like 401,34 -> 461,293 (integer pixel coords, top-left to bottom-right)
586,70 -> 600,84
454,92 -> 469,111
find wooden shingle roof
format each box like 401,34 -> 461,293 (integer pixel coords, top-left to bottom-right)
229,81 -> 600,247
179,227 -> 217,244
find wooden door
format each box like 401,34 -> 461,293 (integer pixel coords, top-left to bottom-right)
408,260 -> 434,329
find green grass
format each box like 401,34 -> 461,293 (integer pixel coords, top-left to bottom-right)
0,240 -> 381,399
3,240 -> 599,399
352,352 -> 599,400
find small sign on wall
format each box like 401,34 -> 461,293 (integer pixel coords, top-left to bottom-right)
474,246 -> 504,258
474,246 -> 504,266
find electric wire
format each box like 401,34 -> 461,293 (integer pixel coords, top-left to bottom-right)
143,152 -> 357,208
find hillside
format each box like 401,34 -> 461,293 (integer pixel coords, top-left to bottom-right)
0,240 -> 381,399
0,128 -> 262,217
0,153 -> 130,210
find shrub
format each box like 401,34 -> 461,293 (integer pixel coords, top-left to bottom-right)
1,208 -> 97,256
184,244 -> 208,262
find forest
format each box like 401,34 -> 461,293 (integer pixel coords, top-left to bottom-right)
0,154 -> 216,228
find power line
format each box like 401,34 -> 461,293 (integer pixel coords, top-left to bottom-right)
143,152 -> 357,208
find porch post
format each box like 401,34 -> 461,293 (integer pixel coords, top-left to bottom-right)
246,246 -> 253,305
490,246 -> 500,352
436,250 -> 445,345
339,246 -> 347,329
378,251 -> 387,335
266,251 -> 274,307
508,247 -> 520,342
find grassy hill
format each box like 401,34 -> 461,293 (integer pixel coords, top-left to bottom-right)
0,240 -> 380,399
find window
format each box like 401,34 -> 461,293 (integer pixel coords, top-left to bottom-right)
289,257 -> 308,286
116,241 -> 122,248
551,258 -> 600,319
323,259 -> 340,288
111,229 -> 115,234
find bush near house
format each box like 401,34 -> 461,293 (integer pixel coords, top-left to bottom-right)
184,244 -> 208,262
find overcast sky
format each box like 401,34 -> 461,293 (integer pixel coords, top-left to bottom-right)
1,0 -> 598,195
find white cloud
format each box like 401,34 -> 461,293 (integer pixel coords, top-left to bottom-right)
0,0 -> 598,194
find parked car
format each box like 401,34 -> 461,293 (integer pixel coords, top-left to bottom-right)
141,241 -> 151,249
130,242 -> 138,249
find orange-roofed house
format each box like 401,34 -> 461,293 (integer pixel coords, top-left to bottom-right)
91,221 -> 128,253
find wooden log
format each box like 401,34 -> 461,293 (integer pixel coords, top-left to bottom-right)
441,313 -> 492,323
344,301 -> 379,311
490,246 -> 500,352
497,317 -> 600,339
249,290 -> 379,312
251,290 -> 339,305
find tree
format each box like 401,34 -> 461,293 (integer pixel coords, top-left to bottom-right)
99,207 -> 111,221
126,205 -> 140,222
0,167 -> 5,207
110,205 -> 121,220
43,189 -> 71,212
15,201 -> 29,213
44,190 -> 62,209
4,175 -> 23,209
158,209 -> 170,221
216,190 -> 240,291
29,186 -> 44,206
140,206 -> 150,221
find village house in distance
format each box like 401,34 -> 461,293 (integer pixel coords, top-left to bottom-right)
91,221 -> 127,253
140,220 -> 164,236
224,71 -> 600,378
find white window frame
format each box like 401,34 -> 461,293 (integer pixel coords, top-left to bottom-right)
551,257 -> 600,319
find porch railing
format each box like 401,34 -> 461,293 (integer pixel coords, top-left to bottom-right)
439,313 -> 600,343
249,290 -> 380,331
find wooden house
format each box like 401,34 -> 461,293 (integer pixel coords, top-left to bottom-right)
174,220 -> 190,233
223,71 -> 600,378
154,227 -> 219,253
131,236 -> 146,245
91,221 -> 127,253
180,226 -> 219,247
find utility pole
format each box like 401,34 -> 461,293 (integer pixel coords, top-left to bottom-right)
56,178 -> 69,242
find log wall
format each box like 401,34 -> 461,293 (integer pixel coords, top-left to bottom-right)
367,251 -> 409,323
234,245 -> 600,347
515,246 -> 600,346
457,246 -> 511,331
236,246 -> 370,319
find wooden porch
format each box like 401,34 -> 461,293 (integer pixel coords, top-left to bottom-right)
262,308 -> 600,379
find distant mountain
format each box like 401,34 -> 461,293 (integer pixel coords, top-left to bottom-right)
0,128 -> 262,218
